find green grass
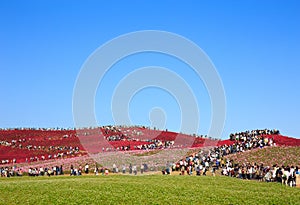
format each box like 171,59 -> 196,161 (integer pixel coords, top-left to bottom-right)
0,175 -> 299,205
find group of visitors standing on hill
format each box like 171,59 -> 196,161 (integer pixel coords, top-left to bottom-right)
163,129 -> 275,175
166,129 -> 299,187
221,161 -> 299,187
28,165 -> 64,176
0,165 -> 65,177
0,166 -> 23,177
1,128 -> 299,189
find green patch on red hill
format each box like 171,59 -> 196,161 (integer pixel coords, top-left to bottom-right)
224,146 -> 300,167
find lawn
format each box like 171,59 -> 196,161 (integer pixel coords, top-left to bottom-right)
0,175 -> 299,205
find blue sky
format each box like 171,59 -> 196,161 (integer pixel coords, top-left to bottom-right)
0,1 -> 299,139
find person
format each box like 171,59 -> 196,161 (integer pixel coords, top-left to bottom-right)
53,166 -> 57,175
276,167 -> 283,183
295,166 -> 299,175
180,165 -> 185,175
74,168 -> 78,176
196,166 -> 201,176
84,163 -> 89,174
272,165 -> 278,181
133,165 -> 137,175
70,165 -> 74,176
211,165 -> 216,177
100,167 -> 105,175
165,162 -> 171,175
264,170 -> 272,182
39,167 -> 44,176
60,165 -> 64,175
289,166 -> 296,187
78,166 -> 82,175
113,164 -> 117,173
140,164 -> 144,174
56,166 -> 59,175
94,165 -> 99,175
282,167 -> 290,185
203,167 -> 207,176
222,167 -> 228,176
295,166 -> 299,187
122,165 -> 126,174
47,168 -> 52,177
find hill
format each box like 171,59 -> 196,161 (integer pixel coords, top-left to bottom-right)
1,127 -> 300,170
0,126 -> 220,165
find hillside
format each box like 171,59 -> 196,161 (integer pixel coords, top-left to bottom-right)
0,126 -> 219,164
1,127 -> 300,168
224,146 -> 300,167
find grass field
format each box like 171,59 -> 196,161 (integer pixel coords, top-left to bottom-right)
0,175 -> 299,205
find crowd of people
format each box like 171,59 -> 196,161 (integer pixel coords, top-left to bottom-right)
0,166 -> 23,177
66,163 -> 149,176
162,129 -> 276,174
24,145 -> 80,162
1,162 -> 151,177
113,139 -> 176,151
0,134 -> 81,165
221,162 -> 298,186
1,128 -> 299,188
160,129 -> 298,187
212,131 -> 275,157
0,147 -> 80,165
102,126 -> 177,151
111,163 -> 149,175
229,129 -> 280,141
28,165 -> 64,176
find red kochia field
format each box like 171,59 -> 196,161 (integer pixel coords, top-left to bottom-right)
1,127 -> 300,165
0,127 -> 218,164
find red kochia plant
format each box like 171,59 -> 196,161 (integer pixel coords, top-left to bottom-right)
265,135 -> 300,146
1,128 -> 299,165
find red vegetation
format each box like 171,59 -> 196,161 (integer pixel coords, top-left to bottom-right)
1,127 -> 299,165
265,134 -> 300,146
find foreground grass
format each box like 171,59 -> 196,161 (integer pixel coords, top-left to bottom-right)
0,175 -> 299,205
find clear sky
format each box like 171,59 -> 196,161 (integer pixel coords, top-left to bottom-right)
1,0 -> 299,139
